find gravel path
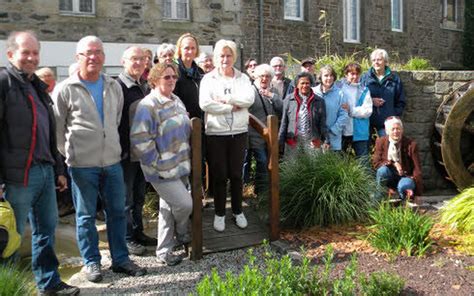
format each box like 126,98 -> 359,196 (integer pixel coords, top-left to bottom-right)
68,245 -> 269,295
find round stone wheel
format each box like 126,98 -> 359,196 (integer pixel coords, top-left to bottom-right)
431,81 -> 474,190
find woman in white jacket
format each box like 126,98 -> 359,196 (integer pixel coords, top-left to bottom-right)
340,63 -> 373,157
199,39 -> 254,232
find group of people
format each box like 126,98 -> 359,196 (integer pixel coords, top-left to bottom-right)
0,29 -> 424,295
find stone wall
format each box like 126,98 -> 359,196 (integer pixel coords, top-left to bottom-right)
241,0 -> 465,67
0,0 -> 465,68
399,71 -> 474,193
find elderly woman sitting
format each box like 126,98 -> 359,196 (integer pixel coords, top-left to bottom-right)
372,117 -> 423,201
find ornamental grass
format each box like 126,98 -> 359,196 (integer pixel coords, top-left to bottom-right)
279,149 -> 376,228
440,187 -> 474,233
0,263 -> 36,296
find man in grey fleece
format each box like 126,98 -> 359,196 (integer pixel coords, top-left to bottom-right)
52,35 -> 146,283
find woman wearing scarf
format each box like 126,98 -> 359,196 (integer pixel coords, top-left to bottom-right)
279,72 -> 328,156
372,117 -> 423,201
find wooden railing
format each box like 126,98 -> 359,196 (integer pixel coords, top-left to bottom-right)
190,115 -> 280,260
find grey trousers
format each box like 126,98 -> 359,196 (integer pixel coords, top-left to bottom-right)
150,177 -> 192,258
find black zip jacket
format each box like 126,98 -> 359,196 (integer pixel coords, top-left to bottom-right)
0,64 -> 64,186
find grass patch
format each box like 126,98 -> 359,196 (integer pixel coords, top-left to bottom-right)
440,187 -> 474,233
367,203 -> 434,257
279,149 -> 376,227
0,263 -> 36,296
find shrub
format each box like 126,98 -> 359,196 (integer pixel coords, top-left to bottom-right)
0,263 -> 36,296
359,271 -> 405,296
367,203 -> 434,257
195,245 -> 404,296
440,187 -> 474,233
403,57 -> 434,70
279,149 -> 376,227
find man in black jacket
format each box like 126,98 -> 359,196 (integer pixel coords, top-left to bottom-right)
0,31 -> 79,295
117,46 -> 155,255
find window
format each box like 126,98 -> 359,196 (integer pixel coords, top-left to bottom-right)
391,0 -> 403,32
163,0 -> 190,20
343,0 -> 360,43
442,0 -> 458,23
284,0 -> 304,21
59,0 -> 95,15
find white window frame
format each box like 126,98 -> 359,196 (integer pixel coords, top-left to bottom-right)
343,0 -> 360,43
284,0 -> 304,21
391,0 -> 403,32
163,0 -> 190,21
59,0 -> 95,16
442,0 -> 458,24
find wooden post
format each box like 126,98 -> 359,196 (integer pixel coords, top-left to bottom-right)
266,115 -> 280,241
249,114 -> 280,241
190,118 -> 203,260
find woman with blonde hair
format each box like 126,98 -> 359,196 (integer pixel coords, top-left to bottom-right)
199,39 -> 254,232
131,63 -> 192,266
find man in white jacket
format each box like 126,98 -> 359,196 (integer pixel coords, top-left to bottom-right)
53,36 -> 146,283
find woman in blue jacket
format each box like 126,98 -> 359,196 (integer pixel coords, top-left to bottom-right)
360,49 -> 406,137
313,65 -> 348,152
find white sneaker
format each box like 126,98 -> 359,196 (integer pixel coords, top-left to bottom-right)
213,215 -> 225,232
234,213 -> 248,229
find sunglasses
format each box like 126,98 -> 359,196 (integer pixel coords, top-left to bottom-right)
160,75 -> 178,80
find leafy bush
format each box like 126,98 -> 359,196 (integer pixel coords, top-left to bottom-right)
367,203 -> 434,257
195,245 -> 404,296
359,271 -> 405,296
440,187 -> 474,233
0,263 -> 36,296
403,57 -> 434,70
279,150 -> 376,227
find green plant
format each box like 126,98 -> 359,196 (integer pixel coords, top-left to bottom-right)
440,187 -> 474,233
403,57 -> 434,70
195,245 -> 404,295
359,271 -> 405,296
367,203 -> 434,257
143,188 -> 159,219
0,263 -> 36,296
279,150 -> 376,227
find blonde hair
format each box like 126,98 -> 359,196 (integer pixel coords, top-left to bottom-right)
147,63 -> 179,89
175,33 -> 200,60
213,39 -> 238,67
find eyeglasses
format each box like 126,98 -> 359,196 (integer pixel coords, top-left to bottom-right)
160,75 -> 178,80
248,63 -> 257,68
259,74 -> 271,79
126,56 -> 146,63
272,64 -> 284,68
78,50 -> 104,58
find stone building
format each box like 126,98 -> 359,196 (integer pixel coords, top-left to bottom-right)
0,0 -> 467,69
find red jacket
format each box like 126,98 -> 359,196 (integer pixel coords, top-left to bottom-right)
372,136 -> 423,195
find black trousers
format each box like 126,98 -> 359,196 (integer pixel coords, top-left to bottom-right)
206,133 -> 247,216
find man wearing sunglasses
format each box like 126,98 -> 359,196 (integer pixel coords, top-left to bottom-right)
52,36 -> 146,283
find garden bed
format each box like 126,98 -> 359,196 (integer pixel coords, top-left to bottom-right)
280,216 -> 474,296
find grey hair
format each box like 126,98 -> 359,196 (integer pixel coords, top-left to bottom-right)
213,39 -> 238,67
122,46 -> 144,60
254,63 -> 275,79
195,51 -> 212,64
384,117 -> 403,131
370,49 -> 389,64
269,56 -> 285,67
6,31 -> 40,52
294,71 -> 315,86
156,43 -> 176,57
76,35 -> 103,54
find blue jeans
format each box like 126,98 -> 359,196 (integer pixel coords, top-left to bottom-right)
4,164 -> 61,290
376,166 -> 416,200
243,147 -> 268,195
69,163 -> 129,266
121,159 -> 146,241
